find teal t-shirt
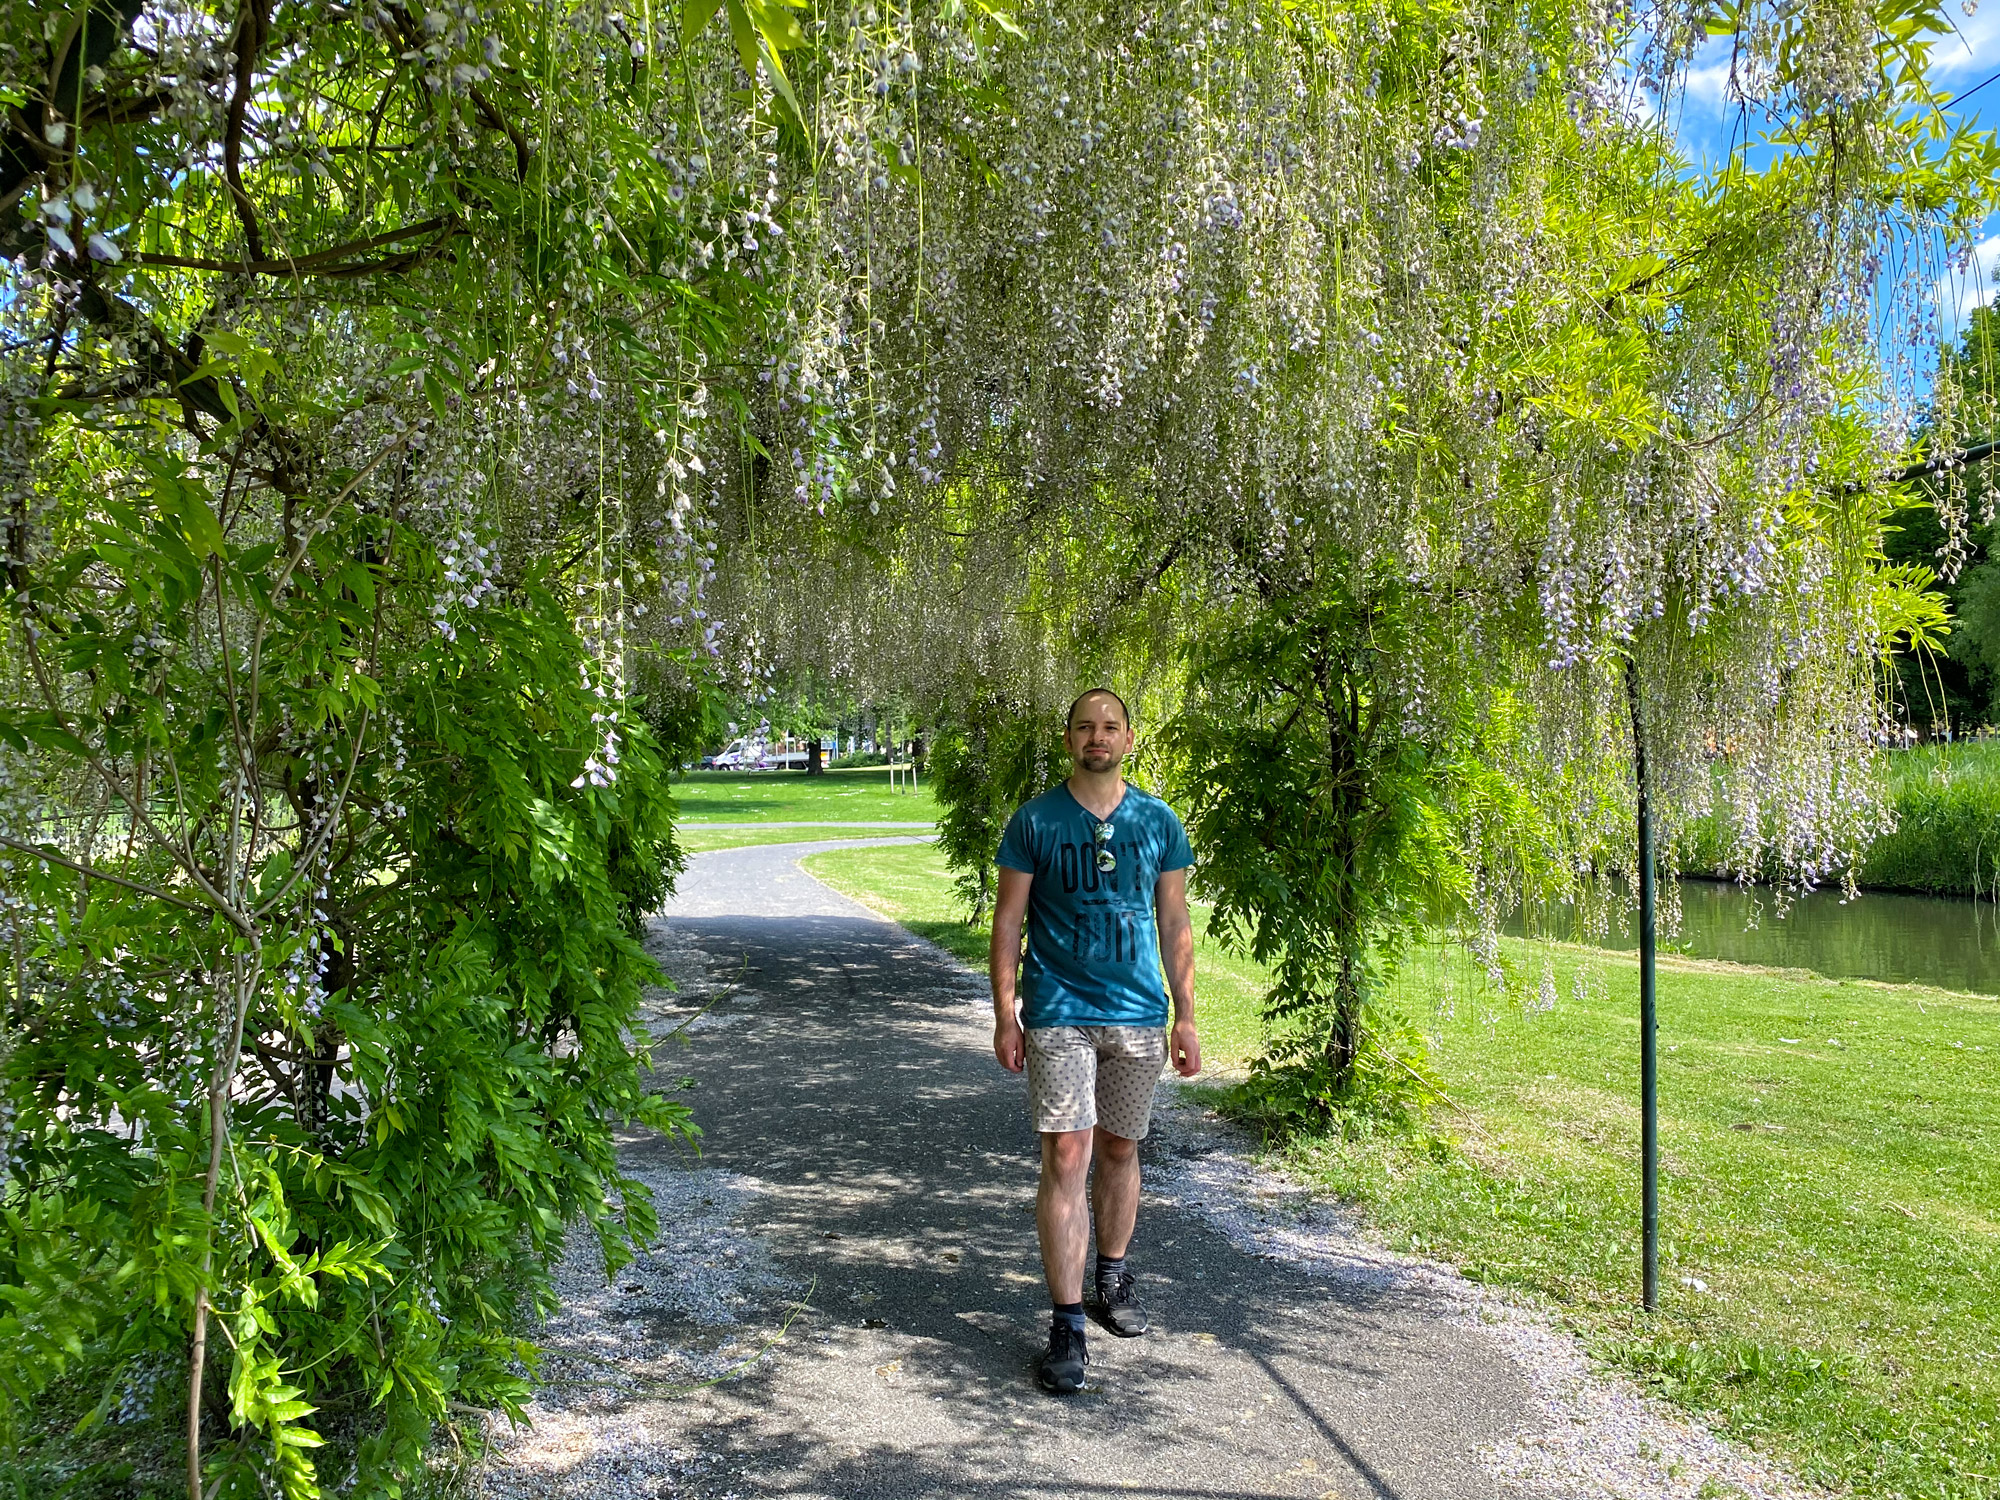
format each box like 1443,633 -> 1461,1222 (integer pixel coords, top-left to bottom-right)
995,783 -> 1195,1028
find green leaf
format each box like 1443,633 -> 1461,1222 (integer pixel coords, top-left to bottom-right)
757,38 -> 804,120
725,0 -> 761,81
182,497 -> 228,559
256,849 -> 294,901
967,0 -> 1025,37
1605,253 -> 1670,295
16,720 -> 92,757
683,0 -> 725,47
745,0 -> 806,49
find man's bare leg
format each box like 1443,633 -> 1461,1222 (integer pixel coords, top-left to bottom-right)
1037,1128 -> 1094,1303
1085,1124 -> 1150,1335
1089,1125 -> 1140,1260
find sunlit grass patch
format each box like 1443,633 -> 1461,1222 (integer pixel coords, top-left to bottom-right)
672,768 -> 935,824
676,826 -> 931,853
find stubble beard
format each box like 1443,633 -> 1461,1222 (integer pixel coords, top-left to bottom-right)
1075,747 -> 1120,773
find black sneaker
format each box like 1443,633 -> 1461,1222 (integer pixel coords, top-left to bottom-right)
1092,1269 -> 1148,1337
1035,1318 -> 1088,1394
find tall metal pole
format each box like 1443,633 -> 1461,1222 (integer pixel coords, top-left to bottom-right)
1625,657 -> 1660,1312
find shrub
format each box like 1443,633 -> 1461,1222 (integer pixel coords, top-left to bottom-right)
1860,743 -> 2000,896
0,565 -> 695,1500
1218,1006 -> 1442,1141
1165,584 -> 1472,1112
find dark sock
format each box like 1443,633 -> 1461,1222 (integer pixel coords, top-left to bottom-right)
1052,1302 -> 1086,1333
1095,1252 -> 1127,1288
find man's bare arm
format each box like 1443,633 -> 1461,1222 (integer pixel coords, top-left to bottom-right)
990,866 -> 1033,1072
1156,867 -> 1201,1077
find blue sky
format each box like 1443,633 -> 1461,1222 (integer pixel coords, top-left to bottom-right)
1664,11 -> 2000,335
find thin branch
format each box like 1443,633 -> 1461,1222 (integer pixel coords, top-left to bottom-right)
130,217 -> 459,278
361,67 -> 402,196
254,703 -> 370,918
1107,536 -> 1186,610
90,87 -> 176,127
243,432 -> 414,754
41,299 -> 71,383
1679,389 -> 1773,450
468,83 -> 532,181
0,832 -> 208,912
16,627 -> 242,924
211,549 -> 260,877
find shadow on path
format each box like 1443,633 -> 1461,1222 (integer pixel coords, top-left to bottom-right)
486,844 -> 1543,1500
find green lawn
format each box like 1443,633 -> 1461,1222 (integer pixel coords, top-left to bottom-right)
801,840 -> 2000,1500
671,767 -> 934,824
678,826 -> 933,853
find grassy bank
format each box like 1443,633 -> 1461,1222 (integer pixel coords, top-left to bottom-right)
1688,742 -> 2000,898
1862,742 -> 2000,896
803,840 -> 2000,1500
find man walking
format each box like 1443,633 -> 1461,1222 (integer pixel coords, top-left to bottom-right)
990,688 -> 1201,1394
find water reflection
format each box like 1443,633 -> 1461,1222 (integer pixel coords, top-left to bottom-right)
1509,880 -> 2000,996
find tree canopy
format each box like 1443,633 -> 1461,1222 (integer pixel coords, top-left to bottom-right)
2,0 -> 1997,1493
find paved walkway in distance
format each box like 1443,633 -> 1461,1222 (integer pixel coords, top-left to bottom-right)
478,841 -> 1815,1500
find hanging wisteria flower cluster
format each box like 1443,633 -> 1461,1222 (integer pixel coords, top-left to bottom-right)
691,0 -> 1999,918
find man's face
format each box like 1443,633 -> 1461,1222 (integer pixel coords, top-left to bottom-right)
1066,697 -> 1134,773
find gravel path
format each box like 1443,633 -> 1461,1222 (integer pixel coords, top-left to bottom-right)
477,841 -> 1822,1500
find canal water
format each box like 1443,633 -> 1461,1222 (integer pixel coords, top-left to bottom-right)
1520,880 -> 2000,997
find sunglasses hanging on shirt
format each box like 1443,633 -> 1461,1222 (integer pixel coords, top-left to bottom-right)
1092,820 -> 1116,872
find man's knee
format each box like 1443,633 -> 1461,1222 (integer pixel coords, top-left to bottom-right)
1041,1128 -> 1093,1183
1093,1125 -> 1138,1166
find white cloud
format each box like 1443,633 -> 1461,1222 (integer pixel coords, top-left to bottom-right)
1670,36 -> 1743,168
1683,58 -> 1733,111
1933,3 -> 2000,79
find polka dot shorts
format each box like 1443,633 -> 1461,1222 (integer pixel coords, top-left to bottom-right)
1024,1026 -> 1167,1139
